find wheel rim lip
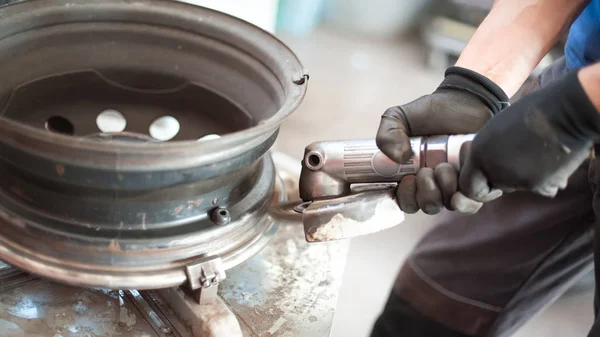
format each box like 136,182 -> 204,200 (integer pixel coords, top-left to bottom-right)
0,0 -> 307,171
0,218 -> 279,290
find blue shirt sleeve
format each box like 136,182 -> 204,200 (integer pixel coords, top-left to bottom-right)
565,0 -> 600,70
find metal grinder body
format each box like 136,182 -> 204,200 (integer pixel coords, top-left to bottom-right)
299,134 -> 475,201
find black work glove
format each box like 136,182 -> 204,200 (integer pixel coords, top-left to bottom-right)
455,69 -> 600,209
376,67 -> 508,214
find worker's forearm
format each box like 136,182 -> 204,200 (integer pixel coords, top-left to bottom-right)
456,0 -> 588,97
579,62 -> 600,112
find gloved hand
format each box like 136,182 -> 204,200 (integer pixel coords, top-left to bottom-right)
455,70 -> 600,208
376,67 -> 508,214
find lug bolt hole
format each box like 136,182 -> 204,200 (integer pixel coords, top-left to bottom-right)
97,109 -> 127,133
45,116 -> 75,135
149,115 -> 180,141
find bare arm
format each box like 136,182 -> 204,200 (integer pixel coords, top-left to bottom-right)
456,0 -> 589,97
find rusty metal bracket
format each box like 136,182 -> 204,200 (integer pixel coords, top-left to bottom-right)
185,256 -> 226,305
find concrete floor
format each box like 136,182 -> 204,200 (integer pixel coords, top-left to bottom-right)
272,28 -> 594,337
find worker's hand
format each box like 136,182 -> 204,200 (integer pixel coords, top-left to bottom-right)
376,66 -> 508,214
455,70 -> 600,209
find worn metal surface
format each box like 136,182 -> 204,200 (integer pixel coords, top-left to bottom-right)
0,281 -> 163,337
0,260 -> 185,336
266,200 -> 307,226
268,187 -> 406,243
220,224 -> 348,337
0,152 -> 349,336
0,0 -> 308,290
0,222 -> 349,337
215,150 -> 349,336
157,288 -> 243,337
302,188 -> 404,243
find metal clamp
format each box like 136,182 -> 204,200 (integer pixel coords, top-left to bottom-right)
185,256 -> 226,304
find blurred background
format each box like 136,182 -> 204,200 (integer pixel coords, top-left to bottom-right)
185,1 -> 590,336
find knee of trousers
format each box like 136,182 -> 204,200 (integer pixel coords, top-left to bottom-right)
392,261 -> 502,336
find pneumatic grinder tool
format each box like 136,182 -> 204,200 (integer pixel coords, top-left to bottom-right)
269,134 -> 475,242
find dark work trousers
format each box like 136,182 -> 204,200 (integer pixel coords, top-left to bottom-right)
371,56 -> 600,337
